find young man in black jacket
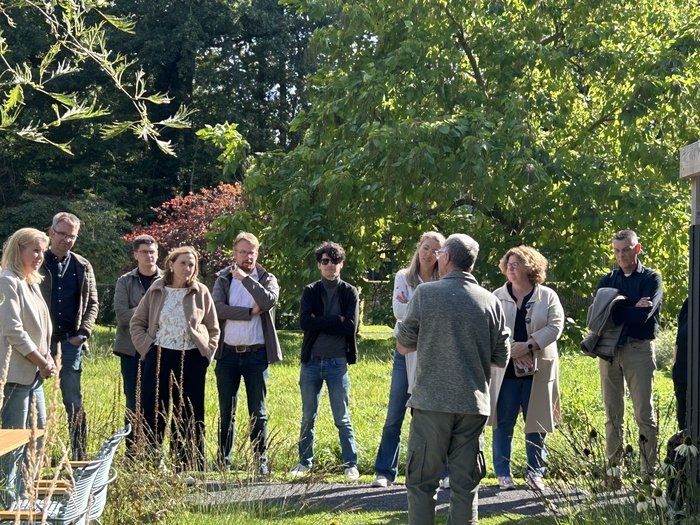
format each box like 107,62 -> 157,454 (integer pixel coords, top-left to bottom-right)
289,241 -> 360,480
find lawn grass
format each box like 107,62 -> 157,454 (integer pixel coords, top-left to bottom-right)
73,324 -> 678,524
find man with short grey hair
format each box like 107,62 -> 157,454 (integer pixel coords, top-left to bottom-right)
595,229 -> 662,486
397,233 -> 510,524
40,212 -> 99,460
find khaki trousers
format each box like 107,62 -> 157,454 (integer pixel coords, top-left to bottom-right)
599,339 -> 658,476
406,409 -> 486,525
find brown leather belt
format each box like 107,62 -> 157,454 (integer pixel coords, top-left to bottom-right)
224,343 -> 264,353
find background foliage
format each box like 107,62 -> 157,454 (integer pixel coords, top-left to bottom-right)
226,0 -> 700,323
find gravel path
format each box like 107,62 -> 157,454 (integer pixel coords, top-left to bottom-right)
198,479 -> 582,518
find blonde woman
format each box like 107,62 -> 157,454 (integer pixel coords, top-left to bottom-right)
489,246 -> 564,491
130,246 -> 220,471
372,231 -> 445,488
0,228 -> 55,505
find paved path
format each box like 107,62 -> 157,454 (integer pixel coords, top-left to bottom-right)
199,479 -> 585,518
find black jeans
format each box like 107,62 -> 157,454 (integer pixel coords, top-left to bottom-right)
141,346 -> 209,470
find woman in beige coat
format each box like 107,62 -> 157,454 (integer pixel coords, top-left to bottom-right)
489,246 -> 564,491
0,228 -> 56,505
130,246 -> 219,471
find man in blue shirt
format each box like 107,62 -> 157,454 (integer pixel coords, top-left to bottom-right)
596,229 -> 662,484
40,212 -> 99,460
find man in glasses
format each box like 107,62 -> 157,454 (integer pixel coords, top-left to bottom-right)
40,211 -> 99,460
396,234 -> 510,524
289,241 -> 360,481
212,232 -> 282,476
595,229 -> 662,488
113,234 -> 163,454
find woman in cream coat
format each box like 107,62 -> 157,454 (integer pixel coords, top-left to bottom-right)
130,246 -> 219,471
0,228 -> 56,505
489,246 -> 564,491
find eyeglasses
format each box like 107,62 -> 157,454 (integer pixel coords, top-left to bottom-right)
53,230 -> 77,241
235,249 -> 257,257
320,258 -> 341,266
506,262 -> 521,270
436,249 -> 447,257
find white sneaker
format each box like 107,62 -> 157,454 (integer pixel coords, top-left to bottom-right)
344,466 -> 360,481
371,475 -> 390,487
441,476 -> 450,490
498,475 -> 515,490
526,474 -> 546,491
289,463 -> 311,476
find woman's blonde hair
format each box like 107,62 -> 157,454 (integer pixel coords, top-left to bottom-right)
1,228 -> 49,285
163,246 -> 199,287
498,245 -> 549,285
405,231 -> 446,288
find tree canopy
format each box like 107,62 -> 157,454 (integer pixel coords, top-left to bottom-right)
0,0 -> 320,245
237,0 -> 700,320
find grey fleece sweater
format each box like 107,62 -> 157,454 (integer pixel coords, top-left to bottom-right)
396,271 -> 510,416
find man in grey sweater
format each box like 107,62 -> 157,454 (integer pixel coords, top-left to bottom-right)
397,233 -> 510,525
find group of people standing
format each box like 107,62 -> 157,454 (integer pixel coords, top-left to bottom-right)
0,213 -> 667,525
115,232 -> 362,481
382,228 -> 664,524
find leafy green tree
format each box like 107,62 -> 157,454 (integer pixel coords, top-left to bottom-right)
234,0 -> 699,322
0,0 -> 322,237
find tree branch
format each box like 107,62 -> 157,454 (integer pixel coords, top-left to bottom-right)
450,195 -> 523,235
439,4 -> 486,92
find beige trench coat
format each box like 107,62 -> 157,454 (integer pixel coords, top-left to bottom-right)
488,283 -> 565,434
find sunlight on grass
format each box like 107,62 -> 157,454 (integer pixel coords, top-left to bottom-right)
71,324 -> 680,523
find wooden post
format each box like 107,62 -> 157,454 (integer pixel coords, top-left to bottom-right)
680,140 -> 700,501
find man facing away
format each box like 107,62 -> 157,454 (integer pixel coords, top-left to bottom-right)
396,233 -> 510,525
113,234 -> 162,451
596,229 -> 662,485
212,232 -> 282,475
289,241 -> 361,481
39,212 -> 99,460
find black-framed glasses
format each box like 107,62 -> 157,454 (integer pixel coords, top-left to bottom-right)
53,230 -> 77,241
320,257 -> 341,265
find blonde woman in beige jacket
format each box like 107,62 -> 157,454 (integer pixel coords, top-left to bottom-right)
130,246 -> 220,472
488,246 -> 564,492
0,228 -> 56,506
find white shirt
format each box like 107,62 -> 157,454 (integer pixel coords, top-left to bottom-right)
392,269 -> 423,394
156,287 -> 196,350
224,268 -> 265,346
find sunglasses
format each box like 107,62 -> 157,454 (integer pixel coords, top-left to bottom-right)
319,257 -> 341,265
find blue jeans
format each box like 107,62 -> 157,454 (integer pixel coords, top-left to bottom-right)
374,350 -> 410,481
215,347 -> 269,465
52,338 -> 87,460
492,377 -> 546,477
298,357 -> 357,468
0,375 -> 46,506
